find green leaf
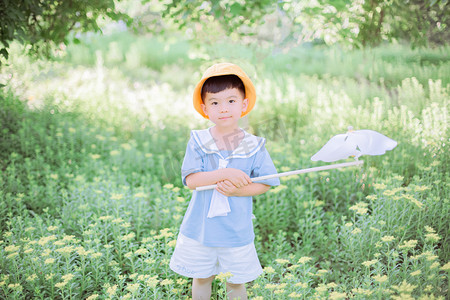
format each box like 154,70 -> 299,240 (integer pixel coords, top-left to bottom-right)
0,48 -> 9,60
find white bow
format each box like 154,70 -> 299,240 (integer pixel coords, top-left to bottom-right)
207,159 -> 231,218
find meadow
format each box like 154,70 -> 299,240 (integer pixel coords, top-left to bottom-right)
0,32 -> 449,299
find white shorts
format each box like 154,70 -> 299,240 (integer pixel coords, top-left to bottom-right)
169,234 -> 263,284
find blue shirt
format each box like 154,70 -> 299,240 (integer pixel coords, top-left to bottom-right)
179,128 -> 280,247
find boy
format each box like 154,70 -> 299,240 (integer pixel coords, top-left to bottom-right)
169,62 -> 279,299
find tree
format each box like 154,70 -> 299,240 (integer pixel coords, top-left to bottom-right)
156,0 -> 449,48
1,0 -> 448,64
0,0 -> 130,61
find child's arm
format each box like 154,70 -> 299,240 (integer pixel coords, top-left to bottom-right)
215,180 -> 271,197
185,168 -> 252,190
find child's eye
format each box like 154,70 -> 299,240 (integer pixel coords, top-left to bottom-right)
229,100 -> 236,103
211,102 -> 218,105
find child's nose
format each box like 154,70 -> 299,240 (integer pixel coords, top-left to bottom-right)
220,103 -> 228,112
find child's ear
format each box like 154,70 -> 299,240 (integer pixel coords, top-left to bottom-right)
201,103 -> 208,117
242,98 -> 249,112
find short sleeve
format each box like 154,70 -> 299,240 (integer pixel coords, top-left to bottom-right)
251,143 -> 280,187
181,135 -> 204,186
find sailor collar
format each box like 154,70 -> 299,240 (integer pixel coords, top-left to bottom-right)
191,128 -> 265,159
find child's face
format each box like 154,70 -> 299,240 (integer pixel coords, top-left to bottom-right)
201,88 -> 248,130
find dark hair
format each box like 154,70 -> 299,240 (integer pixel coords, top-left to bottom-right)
201,75 -> 245,103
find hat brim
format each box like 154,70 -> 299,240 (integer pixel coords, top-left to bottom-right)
193,63 -> 256,119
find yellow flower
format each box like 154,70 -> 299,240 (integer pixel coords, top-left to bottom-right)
366,195 -> 377,201
373,183 -> 386,190
167,240 -> 177,247
275,258 -> 289,264
329,292 -> 347,299
413,185 -> 431,192
265,283 -> 277,290
295,282 -> 308,288
327,282 -> 338,288
8,283 -> 22,291
391,280 -> 417,293
75,246 -> 90,256
135,248 -> 149,255
106,284 -> 117,297
121,232 -> 136,241
430,262 -> 440,269
55,281 -> 68,289
288,292 -> 302,298
315,284 -> 328,293
4,245 -> 20,252
144,258 -> 155,264
6,252 -> 18,259
263,266 -> 275,274
126,283 -> 140,294
362,259 -> 379,267
373,274 -> 388,283
410,270 -> 421,276
38,235 -> 58,246
163,184 -> 174,189
425,233 -> 441,242
381,235 -> 395,242
86,294 -> 99,300
160,279 -> 174,286
45,273 -> 55,280
370,226 -> 380,232
61,274 -> 74,282
99,216 -> 113,221
110,150 -> 120,156
351,227 -> 362,234
352,288 -> 373,296
424,226 -> 435,233
45,258 -> 55,264
90,154 -> 101,160
216,272 -> 233,282
110,193 -> 124,200
441,261 -> 450,271
146,276 -> 158,288
26,274 -> 37,282
426,254 -> 439,261
298,256 -> 313,264
270,185 -> 287,194
399,240 -> 418,250
91,252 -> 103,259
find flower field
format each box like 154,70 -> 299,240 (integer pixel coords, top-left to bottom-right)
0,37 -> 448,299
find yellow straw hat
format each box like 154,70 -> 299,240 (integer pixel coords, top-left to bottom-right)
193,62 -> 256,119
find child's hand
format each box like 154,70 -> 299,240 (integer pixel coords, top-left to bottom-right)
216,180 -> 240,197
221,168 -> 252,188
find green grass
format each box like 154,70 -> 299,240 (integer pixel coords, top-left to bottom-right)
0,36 -> 448,299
